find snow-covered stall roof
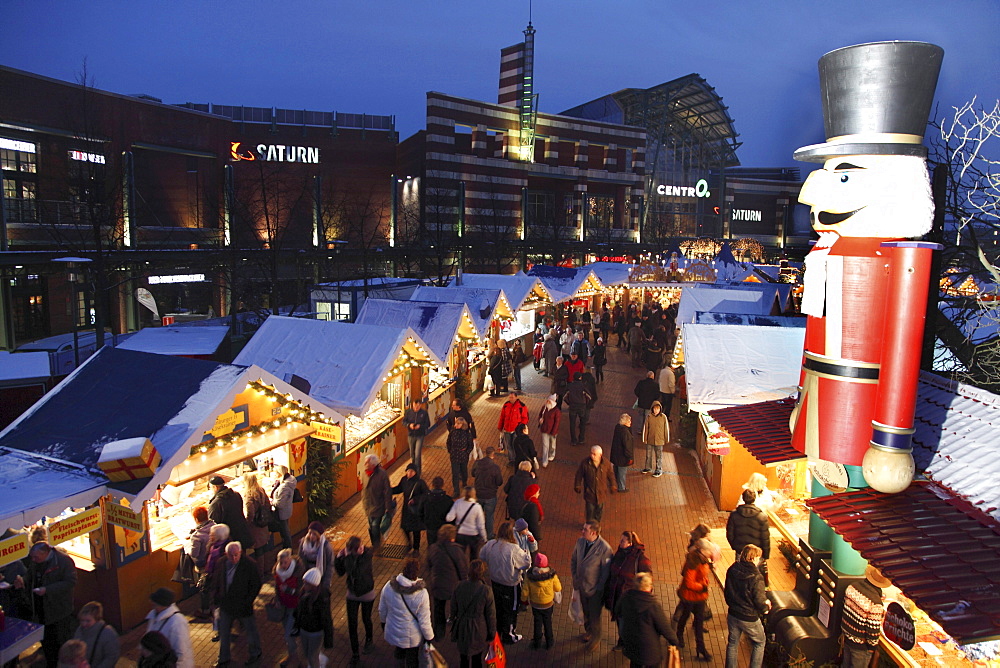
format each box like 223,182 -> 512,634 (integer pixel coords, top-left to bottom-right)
713,243 -> 754,283
0,449 -> 108,531
694,312 -> 805,328
0,351 -> 51,384
676,285 -> 779,325
721,282 -> 794,313
584,262 -> 634,287
356,299 -> 480,362
116,326 -> 229,357
409,287 -> 514,338
523,266 -> 604,303
234,316 -> 440,416
448,274 -> 551,311
682,323 -> 805,412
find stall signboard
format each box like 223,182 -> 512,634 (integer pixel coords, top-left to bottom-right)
310,422 -> 342,443
883,602 -> 915,650
206,405 -> 249,438
105,501 -> 145,533
48,507 -> 103,545
0,533 -> 30,568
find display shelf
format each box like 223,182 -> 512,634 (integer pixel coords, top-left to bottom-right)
345,399 -> 401,450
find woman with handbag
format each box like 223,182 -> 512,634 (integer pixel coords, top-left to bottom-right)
185,506 -> 215,620
295,568 -> 331,668
446,486 -> 487,561
335,536 -> 377,665
272,548 -> 303,667
378,557 -> 435,668
391,464 -> 429,553
243,472 -> 272,554
451,559 -> 497,668
605,530 -> 653,650
676,549 -> 712,661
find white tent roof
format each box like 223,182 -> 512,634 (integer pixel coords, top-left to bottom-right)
676,285 -> 779,325
356,299 -> 479,362
0,351 -> 51,383
447,274 -> 551,311
117,326 -> 229,356
682,323 -> 804,412
409,287 -> 514,338
234,316 -> 440,416
583,262 -> 634,287
521,267 -> 604,304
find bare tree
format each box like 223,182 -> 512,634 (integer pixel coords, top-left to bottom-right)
467,176 -> 517,273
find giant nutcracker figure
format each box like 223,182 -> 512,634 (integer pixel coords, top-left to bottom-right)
789,42 -> 944,572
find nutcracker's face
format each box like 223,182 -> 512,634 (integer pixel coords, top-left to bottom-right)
799,154 -> 933,239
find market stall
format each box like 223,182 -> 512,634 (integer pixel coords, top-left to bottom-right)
234,316 -> 442,506
448,274 -> 553,350
524,265 -> 604,314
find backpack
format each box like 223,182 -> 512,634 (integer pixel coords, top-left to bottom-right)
252,499 -> 274,528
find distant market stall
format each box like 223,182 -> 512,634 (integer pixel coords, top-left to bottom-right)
0,350 -> 53,429
448,274 -> 552,347
524,265 -> 604,308
0,347 -> 341,629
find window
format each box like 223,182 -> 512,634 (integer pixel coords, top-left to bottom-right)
1,140 -> 39,223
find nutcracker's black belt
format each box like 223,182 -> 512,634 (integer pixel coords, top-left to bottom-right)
803,354 -> 880,381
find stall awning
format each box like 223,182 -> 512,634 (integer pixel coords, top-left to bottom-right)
805,481 -> 1000,644
448,274 -> 552,311
409,287 -> 514,338
523,266 -> 605,303
356,299 -> 479,362
708,398 -> 803,465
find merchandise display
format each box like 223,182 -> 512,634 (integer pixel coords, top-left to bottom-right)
344,398 -> 400,450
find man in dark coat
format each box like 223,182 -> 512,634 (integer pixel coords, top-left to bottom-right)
724,545 -> 770,668
633,370 -> 661,433
617,572 -> 678,666
726,489 -> 771,583
362,453 -> 393,549
542,333 -> 559,377
473,446 -> 505,539
565,374 -> 593,446
446,399 -> 477,439
421,525 -> 469,640
573,445 -> 616,522
503,461 -> 535,521
421,476 -> 455,545
550,356 -> 569,409
391,464 -> 429,552
208,476 -> 253,549
609,413 -> 634,492
20,541 -> 77,667
212,542 -> 262,666
403,399 -> 431,474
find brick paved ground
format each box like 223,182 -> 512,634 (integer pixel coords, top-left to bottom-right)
106,344 -> 783,667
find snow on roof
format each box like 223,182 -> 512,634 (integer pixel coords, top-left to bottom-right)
234,316 -> 439,416
116,326 -> 229,356
913,371 -> 1000,523
448,274 -> 551,310
523,266 -> 604,303
409,286 -> 513,338
356,299 -> 477,361
315,277 -> 425,289
720,282 -> 794,312
682,323 -> 804,412
584,262 -> 633,287
0,449 -> 108,531
0,351 -> 51,382
676,285 -> 779,325
694,312 -> 805,327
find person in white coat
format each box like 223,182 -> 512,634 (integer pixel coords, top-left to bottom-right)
445,487 -> 487,560
378,557 -> 434,668
270,466 -> 297,550
144,588 -> 193,668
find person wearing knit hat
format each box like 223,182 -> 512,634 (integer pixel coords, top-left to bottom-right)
145,587 -> 193,668
840,565 -> 890,667
521,483 -> 543,541
513,517 -> 538,556
303,567 -> 322,587
521,551 -> 562,650
295,567 -> 330,668
149,588 -> 175,607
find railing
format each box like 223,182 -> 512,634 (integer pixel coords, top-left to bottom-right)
4,199 -> 109,226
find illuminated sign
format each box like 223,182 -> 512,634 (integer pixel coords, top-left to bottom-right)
310,421 -> 343,443
0,533 -> 29,568
206,405 -> 249,438
230,141 -> 320,164
105,501 -> 145,533
148,273 -> 206,285
731,209 -> 763,222
0,137 -> 36,153
655,178 -> 711,198
48,507 -> 104,545
68,150 -> 106,164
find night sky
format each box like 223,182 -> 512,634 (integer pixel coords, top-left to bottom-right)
5,1 -> 998,170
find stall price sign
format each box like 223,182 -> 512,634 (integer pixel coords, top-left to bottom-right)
48,507 -> 104,545
0,532 -> 29,568
310,421 -> 342,443
883,601 -> 915,650
105,501 -> 145,533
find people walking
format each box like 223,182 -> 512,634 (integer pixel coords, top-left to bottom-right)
641,400 -> 669,477
633,370 -> 660,433
136,631 -> 179,668
521,553 -> 562,650
573,446 -> 616,522
497,391 -> 528,459
403,399 -> 431,474
724,545 -> 770,668
479,522 -> 531,644
570,520 -> 614,652
537,394 -> 561,467
446,399 -> 477,439
421,476 -> 454,546
391,464 -> 429,553
294,568 -> 330,668
184,507 -> 215,619
378,557 -> 435,668
513,518 -> 538,558
676,549 -> 712,661
203,524 -> 230,637
628,321 -> 645,366
472,446 -> 504,539
550,356 -> 569,408
207,476 -> 253,550
362,454 -> 393,550
542,333 -> 559,377
272,548 -> 303,668
604,530 -> 653,650
511,339 -> 527,391
144,588 -> 194,668
658,364 -> 676,416
509,423 -> 539,471
446,487 -> 487,560
22,541 -> 77,668
211,542 -> 262,666
334,536 -> 377,665
504,461 -> 535,522
298,522 -> 335,591
421,525 -> 469,641
610,413 -> 634,492
593,338 -> 608,383
446,416 -> 476,497
72,602 -> 120,668
617,572 -> 679,667
565,373 -> 593,446
450,559 -> 496,668
520,483 -> 543,541
726,489 -> 771,585
688,523 -> 723,566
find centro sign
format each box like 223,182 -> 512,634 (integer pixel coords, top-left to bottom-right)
231,141 -> 320,164
656,178 -> 711,198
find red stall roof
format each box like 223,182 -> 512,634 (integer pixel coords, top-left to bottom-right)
805,481 -> 1000,644
708,398 -> 803,465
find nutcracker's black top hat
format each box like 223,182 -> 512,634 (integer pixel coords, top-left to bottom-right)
794,41 -> 944,163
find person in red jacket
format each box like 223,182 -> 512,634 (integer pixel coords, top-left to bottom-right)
538,395 -> 562,467
565,351 -> 585,382
497,391 -> 529,463
676,549 -> 712,661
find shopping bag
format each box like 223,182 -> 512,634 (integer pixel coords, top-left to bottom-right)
568,590 -> 585,626
484,373 -> 495,393
421,641 -> 448,668
484,632 -> 506,668
265,598 -> 285,623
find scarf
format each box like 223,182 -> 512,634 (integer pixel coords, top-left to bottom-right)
300,536 -> 327,575
275,560 -> 296,581
526,495 -> 544,521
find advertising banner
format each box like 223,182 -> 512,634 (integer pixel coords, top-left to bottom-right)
105,501 -> 145,533
0,533 -> 30,568
48,507 -> 103,545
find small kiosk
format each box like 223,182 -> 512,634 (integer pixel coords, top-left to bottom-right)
524,266 -> 605,316
448,274 -> 553,351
